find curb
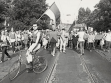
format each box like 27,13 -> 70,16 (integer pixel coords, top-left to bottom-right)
44,51 -> 60,83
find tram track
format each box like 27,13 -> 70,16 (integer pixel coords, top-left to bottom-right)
79,54 -> 98,83
78,49 -> 111,83
44,51 -> 60,83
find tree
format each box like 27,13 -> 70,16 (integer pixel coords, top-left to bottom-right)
77,7 -> 91,27
0,0 -> 10,30
0,1 -> 8,23
77,7 -> 86,24
91,0 -> 111,31
77,0 -> 111,31
84,7 -> 91,27
8,0 -> 49,30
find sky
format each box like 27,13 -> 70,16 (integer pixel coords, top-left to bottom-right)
46,0 -> 100,24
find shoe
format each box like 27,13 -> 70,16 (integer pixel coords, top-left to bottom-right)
0,61 -> 3,63
63,51 -> 66,53
51,53 -> 55,56
26,69 -> 30,73
7,58 -> 11,60
52,54 -> 55,56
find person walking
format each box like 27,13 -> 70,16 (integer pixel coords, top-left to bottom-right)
9,28 -> 16,53
87,32 -> 95,52
0,30 -> 11,63
15,31 -> 22,51
68,31 -> 73,49
104,30 -> 111,52
60,28 -> 67,53
72,31 -> 78,49
48,29 -> 58,56
77,27 -> 85,55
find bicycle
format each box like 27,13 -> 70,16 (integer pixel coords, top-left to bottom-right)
8,50 -> 48,81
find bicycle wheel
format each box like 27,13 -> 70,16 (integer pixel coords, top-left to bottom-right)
33,56 -> 47,73
8,61 -> 21,81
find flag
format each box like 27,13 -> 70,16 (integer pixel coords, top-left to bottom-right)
44,2 -> 60,27
45,9 -> 55,25
49,2 -> 60,21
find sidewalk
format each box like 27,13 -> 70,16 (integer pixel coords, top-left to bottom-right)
95,48 -> 111,62
52,48 -> 91,83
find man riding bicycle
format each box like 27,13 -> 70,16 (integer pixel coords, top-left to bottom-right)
26,24 -> 41,72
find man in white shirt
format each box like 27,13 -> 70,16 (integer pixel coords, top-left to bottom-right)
60,28 -> 67,53
77,27 -> 85,55
0,30 -> 11,63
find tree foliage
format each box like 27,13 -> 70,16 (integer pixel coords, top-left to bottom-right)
0,0 -> 50,31
77,7 -> 91,27
95,0 -> 111,31
0,1 -> 8,23
11,0 -> 49,30
77,0 -> 111,32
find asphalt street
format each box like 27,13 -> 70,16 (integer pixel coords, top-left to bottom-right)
1,47 -> 111,83
83,49 -> 111,83
52,48 -> 90,83
52,48 -> 111,83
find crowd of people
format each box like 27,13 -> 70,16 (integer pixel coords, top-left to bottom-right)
0,25 -> 111,69
0,27 -> 47,63
0,24 -> 68,64
68,28 -> 111,55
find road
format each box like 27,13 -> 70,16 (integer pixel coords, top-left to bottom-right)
52,48 -> 111,83
0,49 -> 60,83
82,49 -> 111,83
1,48 -> 111,83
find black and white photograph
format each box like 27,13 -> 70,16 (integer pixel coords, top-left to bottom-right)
0,0 -> 111,83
